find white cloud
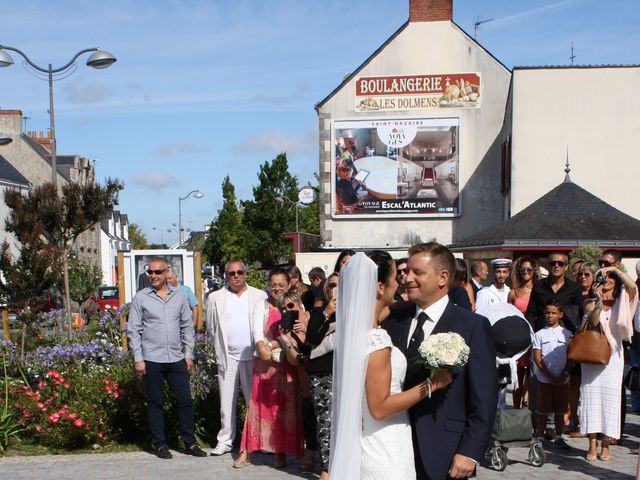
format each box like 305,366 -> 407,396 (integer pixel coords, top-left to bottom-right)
130,172 -> 181,190
487,0 -> 587,29
64,82 -> 112,104
232,127 -> 317,157
152,141 -> 211,158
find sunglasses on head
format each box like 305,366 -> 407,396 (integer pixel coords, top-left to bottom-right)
549,260 -> 566,267
226,270 -> 245,277
146,268 -> 167,276
519,267 -> 533,273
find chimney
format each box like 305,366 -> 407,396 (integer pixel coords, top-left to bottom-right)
409,0 -> 453,22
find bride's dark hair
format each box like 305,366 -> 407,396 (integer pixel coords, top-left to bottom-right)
365,250 -> 394,284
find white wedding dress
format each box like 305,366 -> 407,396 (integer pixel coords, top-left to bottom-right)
360,328 -> 416,480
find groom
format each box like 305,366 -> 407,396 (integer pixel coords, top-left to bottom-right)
383,243 -> 497,479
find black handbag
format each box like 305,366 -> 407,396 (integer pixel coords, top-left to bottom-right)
624,365 -> 640,394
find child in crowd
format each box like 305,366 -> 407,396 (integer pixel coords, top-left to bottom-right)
532,299 -> 573,449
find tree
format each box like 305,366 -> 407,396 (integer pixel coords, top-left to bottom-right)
67,254 -> 102,306
128,223 -> 149,249
4,179 -> 123,334
242,154 -> 298,268
202,176 -> 247,267
569,245 -> 603,268
0,226 -> 61,322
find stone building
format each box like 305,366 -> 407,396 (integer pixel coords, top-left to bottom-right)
295,0 -> 640,275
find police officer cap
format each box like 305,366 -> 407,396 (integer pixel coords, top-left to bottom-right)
490,258 -> 512,268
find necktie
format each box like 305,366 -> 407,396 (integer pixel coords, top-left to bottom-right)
408,311 -> 429,355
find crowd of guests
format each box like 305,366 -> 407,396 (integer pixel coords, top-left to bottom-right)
128,247 -> 640,473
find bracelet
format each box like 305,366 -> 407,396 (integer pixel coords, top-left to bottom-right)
426,378 -> 432,399
595,300 -> 603,309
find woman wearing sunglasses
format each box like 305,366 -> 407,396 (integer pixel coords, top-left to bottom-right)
580,265 -> 637,461
508,256 -> 538,409
234,268 -> 304,469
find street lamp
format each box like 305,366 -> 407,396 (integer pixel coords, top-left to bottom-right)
178,190 -> 204,247
151,227 -> 164,247
0,134 -> 12,146
0,45 -> 117,185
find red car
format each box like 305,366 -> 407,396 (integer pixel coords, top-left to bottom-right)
97,286 -> 119,312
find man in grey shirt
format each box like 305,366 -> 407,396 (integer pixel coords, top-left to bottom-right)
128,256 -> 206,459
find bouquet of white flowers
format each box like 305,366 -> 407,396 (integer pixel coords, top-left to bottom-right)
418,332 -> 470,376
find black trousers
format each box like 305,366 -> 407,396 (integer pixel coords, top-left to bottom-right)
145,360 -> 196,447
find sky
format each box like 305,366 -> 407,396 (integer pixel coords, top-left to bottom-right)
0,0 -> 638,246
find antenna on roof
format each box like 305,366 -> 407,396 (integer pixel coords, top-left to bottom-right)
473,16 -> 494,39
564,147 -> 572,183
22,114 -> 30,132
570,42 -> 576,65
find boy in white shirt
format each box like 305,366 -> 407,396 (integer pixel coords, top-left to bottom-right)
532,300 -> 573,449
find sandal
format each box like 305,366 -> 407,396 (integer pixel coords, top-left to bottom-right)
585,452 -> 597,461
233,453 -> 252,469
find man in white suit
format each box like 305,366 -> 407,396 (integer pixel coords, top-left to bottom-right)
206,259 -> 267,455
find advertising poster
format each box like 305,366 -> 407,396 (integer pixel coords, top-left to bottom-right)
332,117 -> 460,218
355,73 -> 480,112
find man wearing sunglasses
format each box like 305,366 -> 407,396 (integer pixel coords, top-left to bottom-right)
526,252 -> 581,333
205,259 -> 267,456
127,256 -> 206,459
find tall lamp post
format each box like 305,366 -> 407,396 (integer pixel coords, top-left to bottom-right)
178,190 -> 204,247
0,45 -> 117,185
152,227 -> 164,247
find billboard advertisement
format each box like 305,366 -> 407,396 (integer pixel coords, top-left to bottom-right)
355,73 -> 480,112
332,117 -> 460,218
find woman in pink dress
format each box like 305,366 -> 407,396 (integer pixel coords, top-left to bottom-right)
508,256 -> 538,408
233,268 -> 304,469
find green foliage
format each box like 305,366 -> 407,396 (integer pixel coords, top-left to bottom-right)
242,153 -> 298,268
128,223 -> 149,249
202,176 -> 247,267
245,267 -> 267,291
4,179 -> 123,334
0,358 -> 24,451
67,255 -> 102,305
569,245 -> 603,267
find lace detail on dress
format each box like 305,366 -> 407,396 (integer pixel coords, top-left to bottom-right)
368,328 -> 392,353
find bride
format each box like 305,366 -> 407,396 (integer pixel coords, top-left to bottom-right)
329,251 -> 451,479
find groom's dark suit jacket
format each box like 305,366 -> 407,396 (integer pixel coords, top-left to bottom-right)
382,299 -> 497,480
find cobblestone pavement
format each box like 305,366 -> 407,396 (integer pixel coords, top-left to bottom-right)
1,416 -> 639,480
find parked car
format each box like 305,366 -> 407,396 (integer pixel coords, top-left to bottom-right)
97,286 -> 119,312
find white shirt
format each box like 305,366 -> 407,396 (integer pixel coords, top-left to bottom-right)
475,284 -> 510,312
532,325 -> 572,384
406,294 -> 450,348
224,289 -> 253,361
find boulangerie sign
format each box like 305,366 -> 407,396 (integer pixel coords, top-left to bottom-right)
355,73 -> 480,112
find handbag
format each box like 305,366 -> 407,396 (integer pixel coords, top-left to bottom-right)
492,408 -> 532,442
624,365 -> 640,394
567,321 -> 611,365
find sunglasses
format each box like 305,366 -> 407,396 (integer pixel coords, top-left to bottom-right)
226,270 -> 245,277
147,268 -> 167,276
327,282 -> 338,289
519,268 -> 533,273
285,302 -> 296,310
549,261 -> 567,267
599,260 -> 613,267
397,268 -> 409,275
